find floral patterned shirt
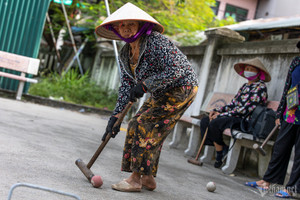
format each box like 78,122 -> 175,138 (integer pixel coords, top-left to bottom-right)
112,31 -> 199,115
214,80 -> 268,118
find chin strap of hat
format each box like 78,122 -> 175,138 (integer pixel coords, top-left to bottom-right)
105,22 -> 155,43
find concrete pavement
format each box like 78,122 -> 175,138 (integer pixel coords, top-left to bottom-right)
0,97 -> 281,200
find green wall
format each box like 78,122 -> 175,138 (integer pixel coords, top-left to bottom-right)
0,0 -> 50,92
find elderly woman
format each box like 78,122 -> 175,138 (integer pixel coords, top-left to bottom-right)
245,41 -> 300,198
200,57 -> 270,168
95,3 -> 198,192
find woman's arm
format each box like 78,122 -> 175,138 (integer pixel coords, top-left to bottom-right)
218,82 -> 268,118
213,84 -> 245,113
112,65 -> 135,116
276,57 -> 300,119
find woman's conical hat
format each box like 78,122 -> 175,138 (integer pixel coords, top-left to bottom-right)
234,57 -> 271,82
95,2 -> 164,40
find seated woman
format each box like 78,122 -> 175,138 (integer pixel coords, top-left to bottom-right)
200,57 -> 270,168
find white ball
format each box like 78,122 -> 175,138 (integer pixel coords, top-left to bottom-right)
206,181 -> 216,192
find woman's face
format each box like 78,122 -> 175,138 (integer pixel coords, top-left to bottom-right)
114,20 -> 139,38
244,65 -> 259,73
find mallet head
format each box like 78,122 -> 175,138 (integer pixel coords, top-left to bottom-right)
187,158 -> 203,166
253,143 -> 266,156
253,143 -> 259,150
75,159 -> 95,181
257,147 -> 266,156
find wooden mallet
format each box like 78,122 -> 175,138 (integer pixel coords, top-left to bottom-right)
187,127 -> 208,166
253,124 -> 279,156
75,102 -> 133,182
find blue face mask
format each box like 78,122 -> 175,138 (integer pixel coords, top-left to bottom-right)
244,71 -> 257,78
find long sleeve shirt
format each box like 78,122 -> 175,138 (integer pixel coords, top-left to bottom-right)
112,31 -> 199,116
214,80 -> 268,118
283,60 -> 300,125
276,56 -> 300,120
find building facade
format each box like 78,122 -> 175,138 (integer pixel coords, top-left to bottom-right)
256,0 -> 300,19
212,0 -> 299,22
212,0 -> 258,22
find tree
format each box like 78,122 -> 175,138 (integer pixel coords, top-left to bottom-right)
46,0 -> 234,44
144,0 -> 217,35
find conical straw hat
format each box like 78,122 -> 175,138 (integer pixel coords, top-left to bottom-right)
234,57 -> 271,82
95,2 -> 164,40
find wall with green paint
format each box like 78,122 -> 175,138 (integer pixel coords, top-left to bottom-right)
0,0 -> 50,92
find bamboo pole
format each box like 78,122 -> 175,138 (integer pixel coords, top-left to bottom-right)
104,0 -> 121,80
60,1 -> 84,75
46,13 -> 62,63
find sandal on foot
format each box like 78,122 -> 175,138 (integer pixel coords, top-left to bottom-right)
245,181 -> 269,190
244,181 -> 258,188
111,179 -> 141,192
275,190 -> 291,198
257,186 -> 268,191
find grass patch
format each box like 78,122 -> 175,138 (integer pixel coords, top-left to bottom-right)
28,70 -> 118,111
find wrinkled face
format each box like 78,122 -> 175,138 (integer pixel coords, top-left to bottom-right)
244,65 -> 259,73
113,20 -> 139,38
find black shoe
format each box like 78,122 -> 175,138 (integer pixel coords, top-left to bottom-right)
214,160 -> 222,168
214,145 -> 228,168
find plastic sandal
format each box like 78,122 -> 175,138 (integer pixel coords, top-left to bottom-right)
256,186 -> 268,191
275,190 -> 291,198
244,181 -> 258,188
111,179 -> 141,192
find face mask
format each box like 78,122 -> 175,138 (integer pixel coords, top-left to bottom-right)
244,71 -> 257,78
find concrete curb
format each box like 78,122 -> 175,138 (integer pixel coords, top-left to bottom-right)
0,89 -> 112,116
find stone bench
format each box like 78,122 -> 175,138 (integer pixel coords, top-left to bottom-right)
169,92 -> 234,156
200,100 -> 279,177
169,115 -> 201,155
0,50 -> 40,100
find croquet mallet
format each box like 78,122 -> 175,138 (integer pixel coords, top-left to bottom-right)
187,127 -> 208,166
253,124 -> 279,156
75,102 -> 133,182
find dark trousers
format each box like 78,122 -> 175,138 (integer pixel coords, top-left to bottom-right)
263,120 -> 300,193
200,116 -> 242,146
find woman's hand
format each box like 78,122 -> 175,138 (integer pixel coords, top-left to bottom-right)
211,112 -> 220,120
209,111 -> 220,121
209,111 -> 215,120
275,118 -> 281,126
129,83 -> 147,102
102,116 -> 120,141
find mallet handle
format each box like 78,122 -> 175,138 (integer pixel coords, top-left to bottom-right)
261,124 -> 279,148
86,102 -> 133,169
195,127 -> 208,160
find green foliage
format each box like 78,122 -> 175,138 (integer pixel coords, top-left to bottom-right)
147,0 -> 217,35
208,16 -> 237,28
46,0 -> 236,46
28,70 -> 118,110
170,31 -> 205,46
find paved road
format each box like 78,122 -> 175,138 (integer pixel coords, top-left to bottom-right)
0,97 -> 281,200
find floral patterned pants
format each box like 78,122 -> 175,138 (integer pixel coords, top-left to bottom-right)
121,86 -> 198,176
